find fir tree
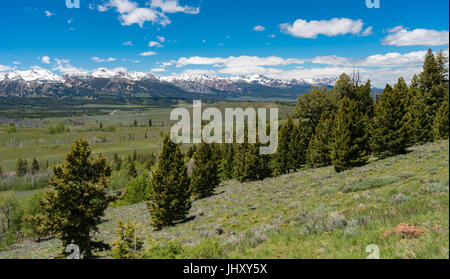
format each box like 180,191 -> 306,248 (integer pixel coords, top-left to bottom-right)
306,111 -> 335,168
331,97 -> 369,172
370,84 -> 408,158
147,135 -> 191,229
433,89 -> 449,140
271,117 -> 294,176
219,144 -> 235,180
191,142 -> 220,199
290,120 -> 313,171
28,139 -> 113,258
233,132 -> 270,182
31,158 -> 40,175
15,158 -> 28,177
128,161 -> 137,178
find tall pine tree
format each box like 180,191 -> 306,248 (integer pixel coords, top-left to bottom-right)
306,110 -> 335,168
371,83 -> 408,158
191,142 -> 220,199
28,139 -> 113,258
147,135 -> 191,229
331,97 -> 369,172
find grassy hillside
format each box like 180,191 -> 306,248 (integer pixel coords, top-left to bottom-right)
0,140 -> 448,259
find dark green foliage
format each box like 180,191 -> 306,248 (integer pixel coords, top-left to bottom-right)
406,49 -> 449,145
186,145 -> 195,159
31,158 -> 40,175
306,111 -> 335,168
331,97 -> 369,172
294,86 -> 336,128
128,161 -> 138,178
191,142 -> 220,199
290,120 -> 313,171
112,153 -> 122,171
147,135 -> 191,229
370,83 -> 408,158
233,138 -> 271,183
434,90 -> 449,140
219,144 -> 235,180
271,117 -> 294,176
15,158 -> 28,177
27,139 -> 113,258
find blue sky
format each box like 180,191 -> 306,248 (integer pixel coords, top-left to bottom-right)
0,0 -> 449,87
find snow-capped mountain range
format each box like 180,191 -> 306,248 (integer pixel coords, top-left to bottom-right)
0,69 -> 336,98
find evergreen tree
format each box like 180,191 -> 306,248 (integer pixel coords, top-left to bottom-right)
306,111 -> 335,168
15,158 -> 28,177
370,84 -> 408,158
191,142 -> 220,199
290,120 -> 313,171
28,139 -> 113,258
128,161 -> 137,178
433,89 -> 449,140
111,219 -> 143,259
271,117 -> 294,176
331,97 -> 369,172
147,135 -> 191,229
112,153 -> 122,171
219,144 -> 235,180
233,132 -> 271,182
31,158 -> 40,175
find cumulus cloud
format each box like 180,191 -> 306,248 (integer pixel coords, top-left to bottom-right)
382,27 -> 449,46
151,0 -> 199,14
171,50 -> 446,87
53,59 -> 87,74
140,51 -> 157,56
92,56 -> 117,62
123,41 -> 134,46
253,25 -> 266,32
98,0 -> 198,27
280,18 -> 366,38
41,56 -> 51,64
157,36 -> 165,42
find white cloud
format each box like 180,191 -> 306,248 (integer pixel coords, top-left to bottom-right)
253,25 -> 265,32
13,61 -> 20,65
149,41 -> 163,47
53,59 -> 87,74
151,68 -> 166,72
42,56 -> 51,64
280,18 -> 366,38
92,56 -> 117,62
361,26 -> 373,36
98,0 -> 198,27
123,41 -> 134,46
150,0 -> 199,14
0,65 -> 12,71
44,10 -> 54,17
309,50 -> 429,68
382,27 -> 449,46
140,51 -> 157,56
157,36 -> 165,42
